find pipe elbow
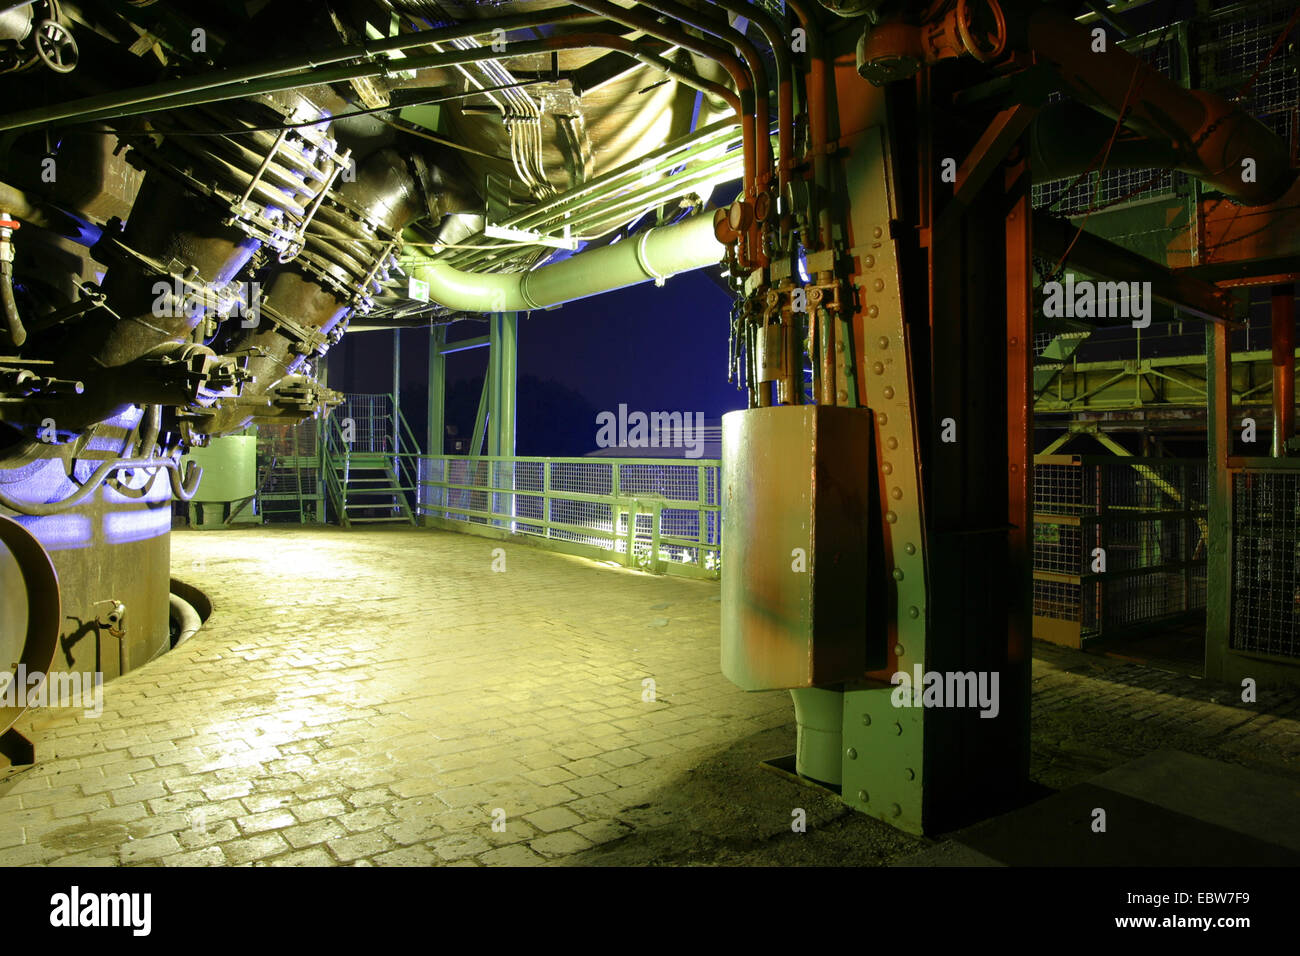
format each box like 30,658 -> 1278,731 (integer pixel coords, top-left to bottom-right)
414,261 -> 530,313
1186,90 -> 1298,205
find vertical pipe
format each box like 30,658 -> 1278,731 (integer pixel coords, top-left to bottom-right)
1271,284 -> 1295,458
427,325 -> 446,457
1004,154 -> 1033,783
785,0 -> 831,251
392,328 -> 401,457
498,312 -> 518,458
818,305 -> 837,405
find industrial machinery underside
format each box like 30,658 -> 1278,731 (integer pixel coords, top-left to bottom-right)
0,0 -> 1295,833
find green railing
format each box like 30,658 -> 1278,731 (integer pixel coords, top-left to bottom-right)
418,455 -> 721,579
323,393 -> 423,524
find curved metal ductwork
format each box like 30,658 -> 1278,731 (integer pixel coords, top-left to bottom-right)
412,210 -> 724,314
190,146 -> 431,436
1025,4 -> 1297,206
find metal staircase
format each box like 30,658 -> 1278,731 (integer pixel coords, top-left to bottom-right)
323,393 -> 419,527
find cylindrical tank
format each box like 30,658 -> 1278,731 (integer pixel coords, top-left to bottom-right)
184,434 -> 257,528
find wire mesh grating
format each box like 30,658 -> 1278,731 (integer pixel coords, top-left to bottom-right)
1231,471 -> 1300,659
1034,457 -> 1207,641
418,456 -> 720,576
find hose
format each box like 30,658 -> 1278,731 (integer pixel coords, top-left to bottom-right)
0,455 -> 202,516
0,259 -> 25,348
168,592 -> 202,649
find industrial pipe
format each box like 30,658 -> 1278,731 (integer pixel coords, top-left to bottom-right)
715,0 -> 795,217
0,454 -> 201,516
786,0 -> 832,251
640,0 -> 773,191
1026,3 -> 1297,205
0,212 -> 24,348
639,0 -> 776,266
0,8 -> 608,132
168,592 -> 202,649
1272,285 -> 1296,458
567,1 -> 759,263
412,210 -> 724,313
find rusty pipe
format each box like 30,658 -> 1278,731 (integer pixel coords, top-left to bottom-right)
786,0 -> 832,252
638,0 -> 770,265
638,0 -> 770,186
568,1 -> 758,265
1026,4 -> 1297,205
1272,284 -> 1296,458
714,0 -> 794,202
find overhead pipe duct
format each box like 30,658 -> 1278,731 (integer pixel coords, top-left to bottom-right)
1025,3 -> 1297,205
0,9 -> 609,132
412,210 -> 724,313
566,0 -> 761,264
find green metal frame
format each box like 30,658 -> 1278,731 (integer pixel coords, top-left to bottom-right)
322,393 -> 421,526
418,454 -> 720,580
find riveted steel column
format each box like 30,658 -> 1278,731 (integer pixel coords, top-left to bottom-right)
838,123 -> 928,836
427,325 -> 446,456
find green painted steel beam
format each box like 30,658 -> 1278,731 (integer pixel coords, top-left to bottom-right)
427,325 -> 446,456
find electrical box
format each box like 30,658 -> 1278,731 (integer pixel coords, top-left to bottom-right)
721,405 -> 878,691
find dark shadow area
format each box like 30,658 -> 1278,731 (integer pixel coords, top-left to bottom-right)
558,723 -> 930,866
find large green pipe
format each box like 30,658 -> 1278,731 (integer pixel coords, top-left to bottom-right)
422,149 -> 742,275
441,121 -> 741,269
412,210 -> 724,313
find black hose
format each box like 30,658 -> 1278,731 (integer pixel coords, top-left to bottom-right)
0,260 -> 26,348
0,455 -> 202,516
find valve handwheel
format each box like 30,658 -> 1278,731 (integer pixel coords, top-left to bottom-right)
956,0 -> 1007,64
35,19 -> 78,74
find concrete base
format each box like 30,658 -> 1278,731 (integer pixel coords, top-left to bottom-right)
898,750 -> 1300,866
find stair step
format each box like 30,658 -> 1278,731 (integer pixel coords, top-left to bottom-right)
348,517 -> 414,523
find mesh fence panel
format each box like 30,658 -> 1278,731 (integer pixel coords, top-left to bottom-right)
418,456 -> 720,576
1231,471 -> 1300,659
1029,1 -> 1300,217
1034,457 -> 1206,641
337,394 -> 393,453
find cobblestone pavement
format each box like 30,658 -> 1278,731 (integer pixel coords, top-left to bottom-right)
2,526 -> 1297,866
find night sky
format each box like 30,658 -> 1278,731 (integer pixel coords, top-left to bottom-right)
330,267 -> 745,456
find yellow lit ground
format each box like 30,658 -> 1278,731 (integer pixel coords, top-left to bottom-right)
2,526 -> 1298,866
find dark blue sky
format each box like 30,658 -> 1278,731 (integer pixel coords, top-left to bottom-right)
332,266 -> 746,453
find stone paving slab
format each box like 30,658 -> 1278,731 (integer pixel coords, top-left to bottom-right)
2,527 -> 795,866
1,526 -> 1297,866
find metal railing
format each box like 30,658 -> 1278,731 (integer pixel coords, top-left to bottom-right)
417,455 -> 720,579
322,393 -> 423,525
255,420 -> 324,523
1033,454 -> 1208,646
